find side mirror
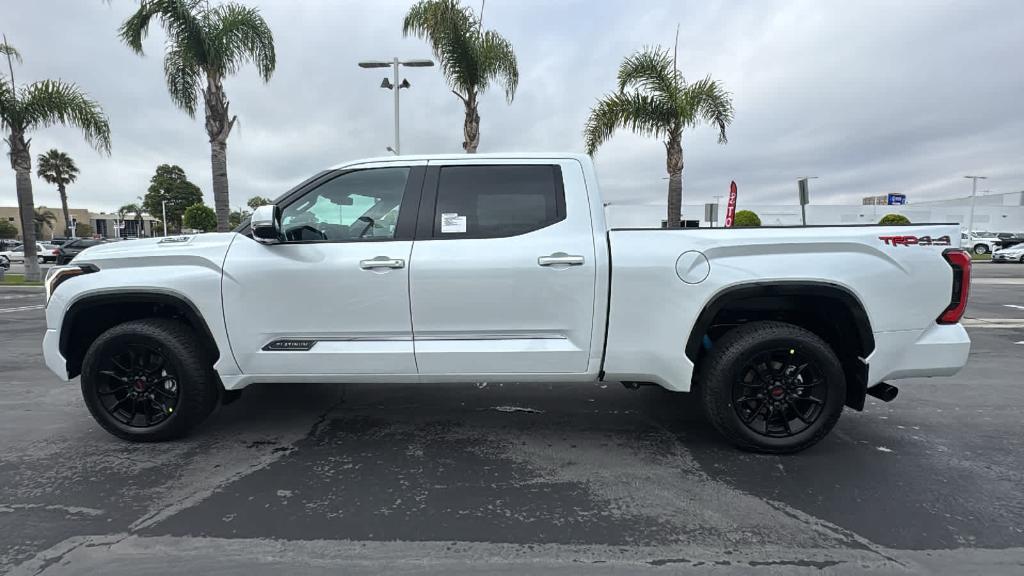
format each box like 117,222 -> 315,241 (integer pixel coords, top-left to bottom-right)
251,205 -> 282,245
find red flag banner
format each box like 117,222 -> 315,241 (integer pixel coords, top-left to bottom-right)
725,181 -> 738,227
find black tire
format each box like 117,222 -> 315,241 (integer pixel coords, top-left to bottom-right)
700,321 -> 846,454
81,318 -> 219,442
973,243 -> 989,255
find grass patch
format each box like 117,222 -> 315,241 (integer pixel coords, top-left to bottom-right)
0,274 -> 43,286
971,253 -> 992,261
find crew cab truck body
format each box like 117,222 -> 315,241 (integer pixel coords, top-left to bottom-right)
42,154 -> 971,452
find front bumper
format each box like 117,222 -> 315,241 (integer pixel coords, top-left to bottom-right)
43,327 -> 69,381
992,253 -> 1021,262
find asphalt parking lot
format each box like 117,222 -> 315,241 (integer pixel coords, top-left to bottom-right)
1,264 -> 1022,575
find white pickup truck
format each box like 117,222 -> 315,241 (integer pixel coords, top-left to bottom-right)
42,154 -> 972,453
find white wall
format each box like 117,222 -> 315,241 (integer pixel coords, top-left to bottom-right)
605,202 -> 1024,232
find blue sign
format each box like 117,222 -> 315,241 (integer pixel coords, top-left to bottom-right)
887,193 -> 906,205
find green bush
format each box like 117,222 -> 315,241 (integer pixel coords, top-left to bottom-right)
74,222 -> 93,237
0,220 -> 18,239
182,204 -> 217,232
879,213 -> 910,225
733,210 -> 761,227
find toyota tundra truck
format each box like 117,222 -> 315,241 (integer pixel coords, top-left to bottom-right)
41,154 -> 972,453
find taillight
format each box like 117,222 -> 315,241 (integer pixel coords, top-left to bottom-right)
51,249 -> 59,255
937,249 -> 971,324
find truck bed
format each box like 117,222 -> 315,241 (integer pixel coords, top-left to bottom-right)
601,224 -> 969,391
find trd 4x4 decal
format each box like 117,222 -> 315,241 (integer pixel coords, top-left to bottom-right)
878,235 -> 951,247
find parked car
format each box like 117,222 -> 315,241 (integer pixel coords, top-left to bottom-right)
48,237 -> 70,246
54,238 -> 107,264
994,233 -> 1024,250
961,232 -> 1000,254
0,254 -> 8,270
0,242 -> 55,264
43,153 -> 971,453
992,243 -> 1024,263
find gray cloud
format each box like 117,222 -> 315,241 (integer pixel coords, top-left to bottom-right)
1,0 -> 1021,214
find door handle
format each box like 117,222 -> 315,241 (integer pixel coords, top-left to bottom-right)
360,256 -> 405,270
538,253 -> 585,267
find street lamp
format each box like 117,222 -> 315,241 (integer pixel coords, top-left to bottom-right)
797,177 -> 818,226
358,58 -> 434,155
964,175 -> 987,240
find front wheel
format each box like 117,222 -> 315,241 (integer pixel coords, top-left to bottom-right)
700,321 -> 846,454
80,318 -> 219,442
37,256 -> 45,264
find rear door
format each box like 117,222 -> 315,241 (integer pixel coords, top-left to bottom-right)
409,159 -> 597,375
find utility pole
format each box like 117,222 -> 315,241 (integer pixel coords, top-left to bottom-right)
161,200 -> 168,237
964,175 -> 986,240
797,177 -> 818,226
358,58 -> 434,155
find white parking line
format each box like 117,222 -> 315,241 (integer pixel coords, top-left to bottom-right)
1003,304 -> 1024,310
0,304 -> 44,314
961,318 -> 1024,328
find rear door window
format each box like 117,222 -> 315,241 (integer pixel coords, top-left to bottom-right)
432,165 -> 565,239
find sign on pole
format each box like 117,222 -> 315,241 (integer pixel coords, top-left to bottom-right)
724,181 -> 738,227
704,203 -> 718,226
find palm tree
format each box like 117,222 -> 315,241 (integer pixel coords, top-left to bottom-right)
403,0 -> 518,153
0,36 -> 111,281
120,0 -> 276,233
33,208 -> 57,239
37,149 -> 80,236
118,203 -> 145,237
584,43 -> 733,228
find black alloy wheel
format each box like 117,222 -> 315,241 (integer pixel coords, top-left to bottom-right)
700,321 -> 846,453
95,343 -> 180,428
81,318 -> 219,441
732,348 -> 827,438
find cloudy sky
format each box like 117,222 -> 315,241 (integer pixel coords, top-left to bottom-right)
1,0 -> 1022,214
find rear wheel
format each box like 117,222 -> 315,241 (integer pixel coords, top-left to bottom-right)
700,321 -> 846,454
80,318 -> 219,442
973,243 -> 989,255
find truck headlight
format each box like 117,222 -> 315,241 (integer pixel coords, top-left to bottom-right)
44,264 -> 98,304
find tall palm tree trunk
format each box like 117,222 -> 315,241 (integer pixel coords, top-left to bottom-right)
463,92 -> 480,153
58,183 -> 71,236
9,132 -> 41,281
665,133 -> 683,229
205,72 -> 235,232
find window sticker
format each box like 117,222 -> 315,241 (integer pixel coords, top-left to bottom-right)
440,212 -> 467,233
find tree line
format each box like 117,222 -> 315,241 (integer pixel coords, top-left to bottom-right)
3,0 -> 737,281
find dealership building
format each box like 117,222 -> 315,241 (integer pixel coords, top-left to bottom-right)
0,206 -> 161,240
605,190 -> 1024,233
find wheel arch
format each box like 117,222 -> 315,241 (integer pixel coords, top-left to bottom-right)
60,290 -> 221,380
686,281 -> 875,411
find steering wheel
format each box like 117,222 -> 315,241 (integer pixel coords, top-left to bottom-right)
285,224 -> 328,242
355,216 -> 376,239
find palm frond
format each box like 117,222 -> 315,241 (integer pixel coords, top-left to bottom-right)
0,41 -> 22,65
206,3 -> 276,81
163,42 -> 202,115
617,47 -> 679,100
680,75 -> 734,144
403,0 -> 481,96
0,78 -> 17,131
20,80 -> 112,154
584,91 -> 675,155
119,0 -> 205,57
476,29 -> 518,103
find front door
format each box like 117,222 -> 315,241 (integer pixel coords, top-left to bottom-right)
409,160 -> 598,375
222,162 -> 425,376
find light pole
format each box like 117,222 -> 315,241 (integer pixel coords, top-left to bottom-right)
964,175 -> 986,240
797,177 -> 818,226
358,58 -> 434,155
161,200 -> 168,237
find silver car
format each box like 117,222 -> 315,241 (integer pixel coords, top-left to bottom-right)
992,244 -> 1024,263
